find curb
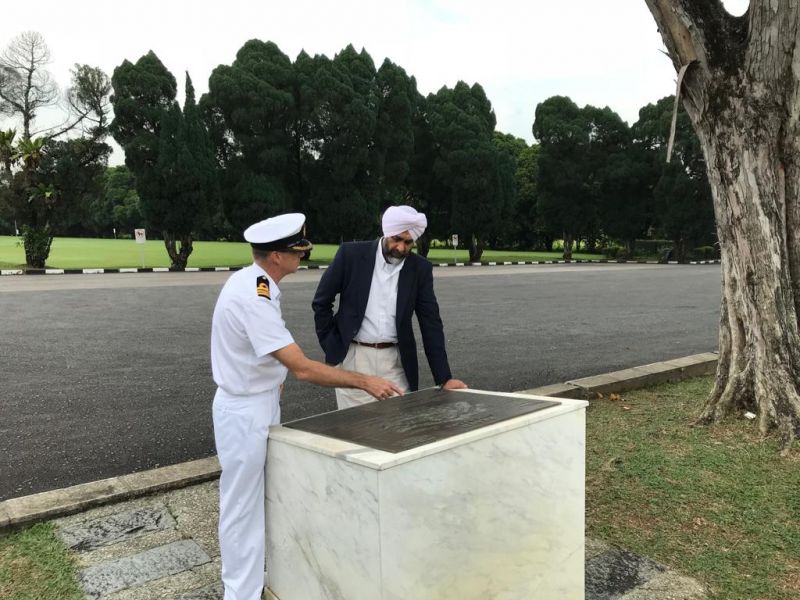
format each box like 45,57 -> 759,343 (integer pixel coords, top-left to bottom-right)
0,457 -> 220,534
520,352 -> 719,399
0,352 -> 718,533
0,259 -> 721,276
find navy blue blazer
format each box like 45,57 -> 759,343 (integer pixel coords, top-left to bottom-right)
311,240 -> 452,391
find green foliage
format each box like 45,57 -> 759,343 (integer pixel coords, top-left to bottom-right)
424,81 -> 510,261
154,73 -> 217,236
111,55 -> 217,268
533,99 -> 640,257
0,135 -> 110,265
632,96 -> 714,261
66,64 -> 112,137
531,93 -> 712,258
110,51 -> 178,208
0,32 -> 112,266
512,144 -> 549,249
306,46 -> 381,239
19,224 -> 52,267
202,40 -> 295,233
533,96 -> 592,255
596,146 -> 654,252
374,59 -> 417,201
1,33 -> 720,260
39,138 -> 111,235
202,41 -> 420,243
88,165 -> 142,236
693,245 -> 718,260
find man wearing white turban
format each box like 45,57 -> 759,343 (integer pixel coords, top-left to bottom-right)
312,205 -> 467,408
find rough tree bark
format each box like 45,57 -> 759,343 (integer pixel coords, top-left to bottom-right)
163,232 -> 193,271
644,0 -> 800,447
562,231 -> 574,261
467,234 -> 485,263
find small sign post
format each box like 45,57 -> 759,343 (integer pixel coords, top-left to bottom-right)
134,228 -> 146,268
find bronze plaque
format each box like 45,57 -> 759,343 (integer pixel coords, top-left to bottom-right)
284,388 -> 560,453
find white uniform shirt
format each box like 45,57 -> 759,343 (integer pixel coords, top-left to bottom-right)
354,240 -> 403,344
211,263 -> 294,395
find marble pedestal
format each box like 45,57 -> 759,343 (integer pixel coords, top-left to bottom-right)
265,390 -> 587,600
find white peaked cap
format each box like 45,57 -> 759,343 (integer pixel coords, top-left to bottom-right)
244,213 -> 312,252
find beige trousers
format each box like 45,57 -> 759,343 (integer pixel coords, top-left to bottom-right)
335,343 -> 410,409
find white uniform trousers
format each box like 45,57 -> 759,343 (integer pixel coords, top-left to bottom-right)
335,343 -> 410,409
213,387 -> 281,600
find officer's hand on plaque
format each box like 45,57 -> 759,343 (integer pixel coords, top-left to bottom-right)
364,377 -> 403,401
442,378 -> 468,390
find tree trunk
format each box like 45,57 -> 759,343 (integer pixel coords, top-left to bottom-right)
696,121 -> 800,446
416,232 -> 431,257
468,234 -> 484,263
671,237 -> 688,263
562,231 -> 573,260
626,238 -> 636,258
644,0 -> 800,447
163,232 -> 193,270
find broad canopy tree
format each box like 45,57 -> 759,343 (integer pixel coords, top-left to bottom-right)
426,81 -> 511,262
632,96 -> 714,262
202,40 -> 295,234
111,53 -> 216,269
533,96 -> 595,260
644,0 -> 800,447
203,42 -> 419,242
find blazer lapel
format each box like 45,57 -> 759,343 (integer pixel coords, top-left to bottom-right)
357,240 -> 378,316
396,257 -> 415,323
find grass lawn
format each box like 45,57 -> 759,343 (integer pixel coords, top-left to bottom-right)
0,523 -> 83,600
587,377 -> 800,600
0,235 -> 604,270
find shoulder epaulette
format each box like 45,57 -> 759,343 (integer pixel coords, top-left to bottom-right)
256,276 -> 271,300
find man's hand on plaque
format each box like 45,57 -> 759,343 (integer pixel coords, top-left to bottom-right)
364,376 -> 403,400
442,378 -> 468,390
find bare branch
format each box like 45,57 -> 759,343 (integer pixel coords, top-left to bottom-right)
0,31 -> 60,139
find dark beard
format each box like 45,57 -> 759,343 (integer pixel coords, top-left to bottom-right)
381,238 -> 405,264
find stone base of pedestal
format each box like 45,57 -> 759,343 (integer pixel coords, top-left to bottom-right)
265,390 -> 587,600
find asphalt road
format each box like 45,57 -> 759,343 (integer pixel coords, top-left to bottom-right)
0,263 -> 721,501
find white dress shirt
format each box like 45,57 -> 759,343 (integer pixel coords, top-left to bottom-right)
354,240 -> 403,343
210,263 -> 294,395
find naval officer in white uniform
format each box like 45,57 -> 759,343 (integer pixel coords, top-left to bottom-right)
210,213 -> 402,600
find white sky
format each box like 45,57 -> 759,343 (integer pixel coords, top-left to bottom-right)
2,0 -> 749,164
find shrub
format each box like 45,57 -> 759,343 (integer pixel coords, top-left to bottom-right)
692,246 -> 716,260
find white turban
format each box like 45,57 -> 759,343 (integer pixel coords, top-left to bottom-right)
382,205 -> 428,240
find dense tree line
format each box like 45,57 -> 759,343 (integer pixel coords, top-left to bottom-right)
1,33 -> 715,268
533,94 -> 715,261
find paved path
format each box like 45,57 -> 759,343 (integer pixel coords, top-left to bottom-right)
51,480 -> 708,599
0,263 -> 721,500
